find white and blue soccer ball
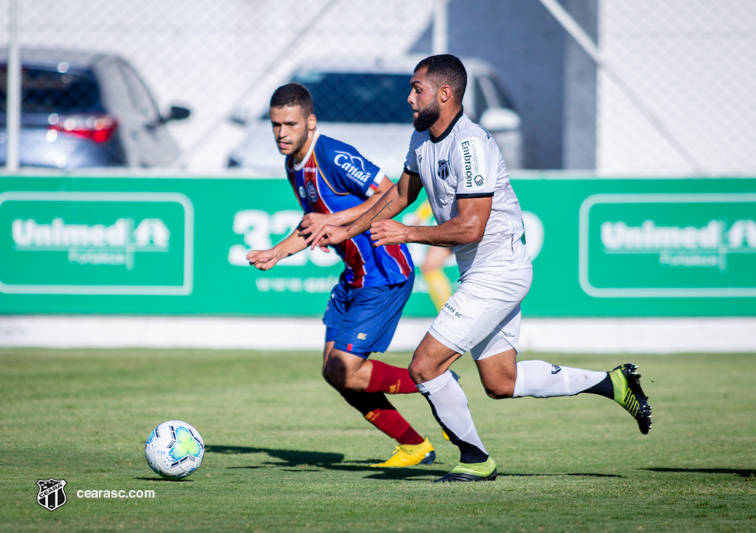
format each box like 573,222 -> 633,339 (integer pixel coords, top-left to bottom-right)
144,420 -> 204,479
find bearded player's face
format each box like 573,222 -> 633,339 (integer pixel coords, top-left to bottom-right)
408,67 -> 441,132
270,105 -> 313,160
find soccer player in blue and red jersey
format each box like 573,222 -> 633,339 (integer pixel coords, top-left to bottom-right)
246,83 -> 435,467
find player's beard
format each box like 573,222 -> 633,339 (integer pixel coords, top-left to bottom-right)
280,130 -> 309,158
413,98 -> 441,132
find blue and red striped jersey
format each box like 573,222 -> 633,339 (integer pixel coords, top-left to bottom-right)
285,132 -> 413,288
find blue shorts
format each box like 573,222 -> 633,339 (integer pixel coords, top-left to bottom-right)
323,272 -> 415,358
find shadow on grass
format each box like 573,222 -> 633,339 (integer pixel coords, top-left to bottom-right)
645,467 -> 756,478
498,472 -> 623,478
206,444 -> 446,480
207,444 -> 344,467
206,444 -> 623,481
133,477 -> 193,482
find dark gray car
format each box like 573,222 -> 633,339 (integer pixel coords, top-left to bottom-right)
228,55 -> 523,176
0,48 -> 190,169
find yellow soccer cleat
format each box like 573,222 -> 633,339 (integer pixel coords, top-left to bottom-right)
432,457 -> 498,483
609,363 -> 652,435
370,437 -> 435,467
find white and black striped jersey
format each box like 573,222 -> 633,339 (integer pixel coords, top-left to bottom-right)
404,110 -> 531,275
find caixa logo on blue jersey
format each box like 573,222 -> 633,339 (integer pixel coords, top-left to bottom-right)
334,151 -> 371,184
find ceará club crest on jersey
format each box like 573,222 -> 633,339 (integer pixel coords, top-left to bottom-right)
37,478 -> 67,511
437,159 -> 450,180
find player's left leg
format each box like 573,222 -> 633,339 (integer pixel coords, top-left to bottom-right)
472,312 -> 652,434
323,348 -> 417,394
322,274 -> 436,466
322,346 -> 434,466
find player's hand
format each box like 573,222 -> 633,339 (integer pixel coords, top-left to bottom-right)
299,212 -> 338,240
309,224 -> 349,251
369,219 -> 409,247
246,249 -> 281,271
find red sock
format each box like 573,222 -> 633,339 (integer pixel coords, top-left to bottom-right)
365,360 -> 418,394
340,391 -> 424,445
365,409 -> 425,445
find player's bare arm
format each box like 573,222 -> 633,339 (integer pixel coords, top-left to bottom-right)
247,223 -> 309,270
310,172 -> 423,250
300,177 -> 394,240
370,195 -> 492,248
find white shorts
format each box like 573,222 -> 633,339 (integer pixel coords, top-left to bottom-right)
428,267 -> 532,360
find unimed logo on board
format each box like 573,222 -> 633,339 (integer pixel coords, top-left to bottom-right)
0,192 -> 194,295
12,217 -> 170,269
579,193 -> 756,298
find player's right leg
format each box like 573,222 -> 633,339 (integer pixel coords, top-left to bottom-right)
409,334 -> 496,482
411,266 -> 532,482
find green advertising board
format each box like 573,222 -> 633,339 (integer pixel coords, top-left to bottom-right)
0,191 -> 191,295
0,175 -> 754,317
579,194 -> 756,298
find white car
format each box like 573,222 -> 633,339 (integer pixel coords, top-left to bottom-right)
227,55 -> 523,177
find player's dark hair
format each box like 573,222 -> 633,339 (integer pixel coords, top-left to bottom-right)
270,83 -> 314,118
414,54 -> 467,102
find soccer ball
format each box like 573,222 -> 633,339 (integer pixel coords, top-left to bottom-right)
144,420 -> 204,479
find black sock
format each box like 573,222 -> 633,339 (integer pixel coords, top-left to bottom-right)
583,373 -> 614,399
340,390 -> 392,415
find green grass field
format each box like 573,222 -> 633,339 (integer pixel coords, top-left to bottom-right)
1,348 -> 754,532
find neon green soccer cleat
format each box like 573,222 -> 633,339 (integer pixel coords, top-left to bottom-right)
370,437 -> 435,467
610,363 -> 652,434
432,457 -> 498,483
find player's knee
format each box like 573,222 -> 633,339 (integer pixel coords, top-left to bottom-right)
408,357 -> 441,385
323,359 -> 348,391
321,366 -> 334,386
483,380 -> 515,400
408,361 -> 424,384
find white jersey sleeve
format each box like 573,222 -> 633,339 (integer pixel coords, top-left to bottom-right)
403,131 -> 422,175
451,136 -> 498,198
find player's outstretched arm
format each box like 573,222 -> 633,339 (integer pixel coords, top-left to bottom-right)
299,176 -> 394,240
247,223 -> 309,271
310,172 -> 422,250
370,195 -> 492,248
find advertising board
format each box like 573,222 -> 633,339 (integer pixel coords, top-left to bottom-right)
1,176 -> 754,317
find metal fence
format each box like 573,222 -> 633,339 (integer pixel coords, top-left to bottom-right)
0,0 -> 753,177
596,0 -> 756,177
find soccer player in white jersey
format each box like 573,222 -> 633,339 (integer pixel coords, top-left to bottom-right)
311,55 -> 652,482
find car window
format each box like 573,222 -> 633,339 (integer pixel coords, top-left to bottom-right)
472,77 -> 487,122
117,61 -> 161,122
287,71 -> 413,124
483,74 -> 515,110
0,66 -> 103,114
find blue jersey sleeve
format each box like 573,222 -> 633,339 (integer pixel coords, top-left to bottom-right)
315,135 -> 385,198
